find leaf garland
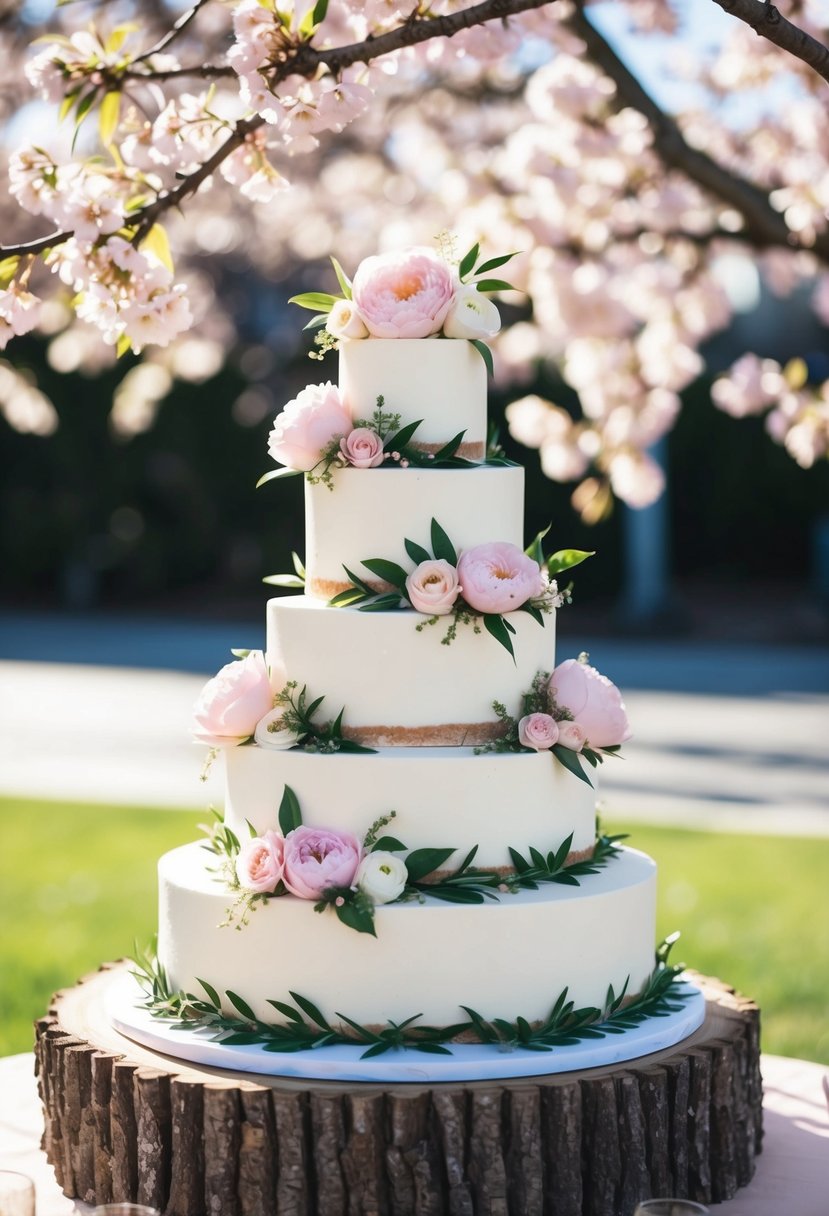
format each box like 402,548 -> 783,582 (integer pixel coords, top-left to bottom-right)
131,935 -> 688,1060
204,784 -> 625,936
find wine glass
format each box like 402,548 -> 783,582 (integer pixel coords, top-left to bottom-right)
0,1172 -> 35,1216
634,1202 -> 710,1216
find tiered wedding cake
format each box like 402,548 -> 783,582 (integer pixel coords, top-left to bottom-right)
154,246 -> 668,1054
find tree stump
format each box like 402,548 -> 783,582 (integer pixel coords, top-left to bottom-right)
35,962 -> 762,1215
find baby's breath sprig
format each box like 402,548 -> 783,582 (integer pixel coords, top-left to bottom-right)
362,810 -> 398,851
272,680 -> 376,755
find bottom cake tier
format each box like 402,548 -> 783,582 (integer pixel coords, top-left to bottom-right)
157,842 -> 657,1030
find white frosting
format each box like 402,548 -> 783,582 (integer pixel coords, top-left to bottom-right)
339,338 -> 487,455
304,465 -> 525,597
266,595 -> 556,745
158,843 -> 657,1027
224,745 -> 597,870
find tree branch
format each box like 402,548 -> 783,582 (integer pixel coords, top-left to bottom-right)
0,0 -> 558,259
131,0 -> 216,66
568,2 -> 829,264
711,0 -> 829,85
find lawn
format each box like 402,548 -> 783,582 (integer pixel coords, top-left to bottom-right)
1,797 -> 827,1063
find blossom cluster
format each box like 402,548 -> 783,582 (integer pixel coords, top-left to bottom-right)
406,545 -> 546,617
516,657 -> 632,756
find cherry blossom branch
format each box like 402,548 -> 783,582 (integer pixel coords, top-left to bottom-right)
131,0 -> 216,65
568,2 -> 829,264
0,0 -> 559,258
711,0 -> 829,85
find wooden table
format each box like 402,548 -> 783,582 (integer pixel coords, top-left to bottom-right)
2,1049 -> 827,1215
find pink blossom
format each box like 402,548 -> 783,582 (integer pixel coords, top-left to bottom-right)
556,720 -> 587,752
518,713 -> 559,751
0,287 -> 42,340
406,559 -> 460,615
339,427 -> 385,468
191,650 -> 274,747
607,451 -> 665,509
549,659 -> 632,749
456,542 -> 543,614
236,831 -> 285,893
282,826 -> 363,899
711,354 -> 782,419
268,382 -> 352,471
351,247 -> 456,338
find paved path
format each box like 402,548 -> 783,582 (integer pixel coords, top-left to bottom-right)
1,612 -> 827,834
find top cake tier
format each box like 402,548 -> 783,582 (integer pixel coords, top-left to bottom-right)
340,338 -> 487,459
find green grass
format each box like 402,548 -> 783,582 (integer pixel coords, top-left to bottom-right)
1,797 -> 827,1063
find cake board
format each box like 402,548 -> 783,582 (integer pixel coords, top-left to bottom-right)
36,961 -> 763,1216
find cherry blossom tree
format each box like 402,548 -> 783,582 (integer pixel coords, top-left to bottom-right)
1,0 -> 828,518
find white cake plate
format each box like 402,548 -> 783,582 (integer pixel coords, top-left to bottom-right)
108,971 -> 705,1083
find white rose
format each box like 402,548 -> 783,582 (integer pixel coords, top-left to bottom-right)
355,851 -> 408,904
326,298 -> 369,340
442,285 -> 502,340
254,707 -> 302,751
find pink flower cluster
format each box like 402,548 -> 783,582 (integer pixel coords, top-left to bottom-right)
405,543 -> 544,617
267,384 -> 389,473
236,824 -> 363,901
517,660 -> 631,756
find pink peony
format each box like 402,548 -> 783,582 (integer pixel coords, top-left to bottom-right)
192,650 -> 274,747
549,659 -> 632,749
457,542 -> 544,614
268,382 -> 352,471
282,826 -> 363,899
236,831 -> 285,894
351,247 -> 456,339
406,558 -> 461,615
340,426 -> 385,468
518,713 -> 559,751
556,720 -> 587,752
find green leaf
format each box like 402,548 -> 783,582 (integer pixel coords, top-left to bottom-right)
263,574 -> 305,588
59,87 -> 80,124
303,313 -> 329,331
547,549 -> 595,575
384,419 -> 422,451
508,847 -> 530,874
226,990 -> 257,1022
267,1000 -> 304,1024
0,257 -> 20,290
288,991 -> 332,1029
329,253 -> 351,299
433,430 -> 466,460
483,614 -> 516,662
197,978 -> 221,1009
473,278 -> 514,292
335,898 -> 377,936
141,222 -> 174,273
551,744 -> 594,787
360,558 -> 409,590
98,90 -> 121,147
328,587 -> 368,608
458,242 -> 479,280
288,291 -> 338,313
520,603 -> 545,627
256,467 -> 302,488
471,339 -> 494,377
404,537 -> 432,565
357,593 -> 405,611
230,648 -> 250,658
405,847 -> 456,883
430,519 -> 457,565
116,333 -> 133,359
291,551 -> 306,579
360,1041 -> 392,1059
552,832 -> 574,870
475,251 -> 519,275
525,523 -> 551,566
278,785 -> 303,836
371,836 -> 407,853
342,565 -> 373,595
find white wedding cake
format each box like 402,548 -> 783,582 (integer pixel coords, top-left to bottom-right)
150,246 -> 668,1053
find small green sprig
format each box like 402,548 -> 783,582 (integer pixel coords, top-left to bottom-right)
131,936 -> 688,1058
272,681 -> 376,755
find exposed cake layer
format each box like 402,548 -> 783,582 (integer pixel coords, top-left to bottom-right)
224,746 -> 597,871
304,465 -> 524,598
158,843 -> 657,1027
339,337 -> 487,458
266,595 -> 556,746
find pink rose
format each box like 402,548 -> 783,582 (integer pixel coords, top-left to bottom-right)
340,426 -> 385,468
192,650 -> 274,747
236,831 -> 285,893
268,382 -> 352,471
457,542 -> 544,614
556,720 -> 587,752
549,659 -> 633,749
406,558 -> 461,615
518,713 -> 559,751
326,298 -> 369,340
282,826 -> 363,899
351,247 -> 456,339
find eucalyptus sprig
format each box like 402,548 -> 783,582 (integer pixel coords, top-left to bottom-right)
131,936 -> 688,1059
